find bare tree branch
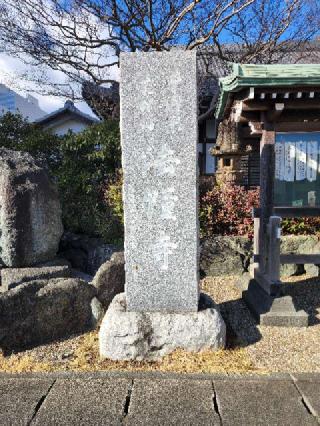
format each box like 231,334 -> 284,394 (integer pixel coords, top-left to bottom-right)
0,0 -> 318,120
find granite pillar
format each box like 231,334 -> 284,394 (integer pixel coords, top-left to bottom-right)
120,50 -> 199,313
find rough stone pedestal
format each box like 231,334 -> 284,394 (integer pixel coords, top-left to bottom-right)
242,278 -> 308,327
99,293 -> 226,361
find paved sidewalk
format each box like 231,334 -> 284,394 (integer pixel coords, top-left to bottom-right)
0,372 -> 319,425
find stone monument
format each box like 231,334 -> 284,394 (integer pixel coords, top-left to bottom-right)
0,148 -> 63,267
99,50 -> 226,361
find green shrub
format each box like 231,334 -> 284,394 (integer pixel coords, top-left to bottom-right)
281,217 -> 320,236
0,112 -> 60,172
104,170 -> 124,224
0,113 -> 123,244
56,120 -> 122,242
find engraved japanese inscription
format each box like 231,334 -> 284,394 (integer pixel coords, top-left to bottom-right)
120,51 -> 199,312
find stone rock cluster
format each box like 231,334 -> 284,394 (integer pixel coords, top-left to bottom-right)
1,264 -> 71,292
90,251 -> 125,325
201,235 -> 320,278
0,149 -> 125,352
200,236 -> 252,277
92,251 -> 125,309
59,232 -> 119,275
0,251 -> 125,351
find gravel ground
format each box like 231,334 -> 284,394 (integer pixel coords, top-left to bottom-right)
203,275 -> 320,372
1,275 -> 319,373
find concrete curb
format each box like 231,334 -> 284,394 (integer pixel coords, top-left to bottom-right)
0,370 -> 297,380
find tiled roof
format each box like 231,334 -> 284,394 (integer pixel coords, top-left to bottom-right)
215,63 -> 320,119
195,41 -> 320,117
35,100 -> 100,125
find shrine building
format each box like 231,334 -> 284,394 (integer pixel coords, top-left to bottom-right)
213,64 -> 320,192
213,63 -> 320,325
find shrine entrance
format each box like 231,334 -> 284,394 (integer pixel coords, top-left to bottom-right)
214,64 -> 320,326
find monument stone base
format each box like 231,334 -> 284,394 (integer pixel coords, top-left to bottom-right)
99,293 -> 226,361
241,277 -> 308,327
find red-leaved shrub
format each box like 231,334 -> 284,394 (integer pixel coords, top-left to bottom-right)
200,182 -> 320,238
199,183 -> 259,238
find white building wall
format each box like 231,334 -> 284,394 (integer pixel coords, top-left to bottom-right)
44,119 -> 90,136
0,84 -> 46,121
15,94 -> 46,121
0,105 -> 9,117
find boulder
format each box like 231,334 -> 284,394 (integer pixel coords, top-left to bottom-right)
92,251 -> 125,310
0,278 -> 96,352
200,236 -> 253,276
0,149 -> 63,267
280,263 -> 303,278
90,297 -> 105,326
0,265 -> 71,292
304,264 -> 319,276
281,235 -> 320,254
36,257 -> 72,268
59,232 -> 119,275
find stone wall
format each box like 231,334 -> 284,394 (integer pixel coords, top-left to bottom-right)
59,232 -> 119,276
200,235 -> 320,278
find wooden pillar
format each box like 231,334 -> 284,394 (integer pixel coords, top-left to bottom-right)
258,120 -> 275,276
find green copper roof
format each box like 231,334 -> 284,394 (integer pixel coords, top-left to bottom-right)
215,63 -> 320,119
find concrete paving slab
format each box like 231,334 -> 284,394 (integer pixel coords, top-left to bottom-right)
0,377 -> 54,425
32,377 -> 131,425
292,373 -> 320,381
124,378 -> 219,425
294,379 -> 320,418
214,379 -> 318,426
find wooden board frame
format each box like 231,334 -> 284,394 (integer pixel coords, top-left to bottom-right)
228,86 -> 320,295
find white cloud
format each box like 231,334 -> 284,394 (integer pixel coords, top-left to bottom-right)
0,2 -> 121,118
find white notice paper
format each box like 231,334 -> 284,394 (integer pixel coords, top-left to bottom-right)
295,141 -> 307,181
275,143 -> 285,181
307,141 -> 318,182
284,142 -> 295,182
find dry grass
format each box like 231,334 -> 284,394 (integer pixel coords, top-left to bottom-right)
0,274 -> 319,374
0,353 -> 53,374
0,330 -> 258,375
68,331 -> 258,374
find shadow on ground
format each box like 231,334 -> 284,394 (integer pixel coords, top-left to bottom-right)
0,327 -> 93,357
218,276 -> 320,350
282,277 -> 320,326
218,298 -> 262,349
